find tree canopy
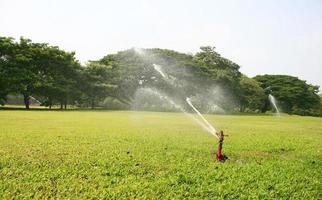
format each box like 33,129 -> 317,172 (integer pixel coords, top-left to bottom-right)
1,36 -> 83,109
254,75 -> 321,116
96,47 -> 242,112
1,35 -> 321,116
239,75 -> 266,112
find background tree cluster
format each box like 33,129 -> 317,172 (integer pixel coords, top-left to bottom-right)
254,75 -> 321,116
1,36 -> 321,116
0,36 -> 114,109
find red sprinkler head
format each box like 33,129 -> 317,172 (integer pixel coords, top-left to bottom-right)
215,130 -> 227,161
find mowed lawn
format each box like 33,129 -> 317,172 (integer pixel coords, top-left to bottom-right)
0,110 -> 321,199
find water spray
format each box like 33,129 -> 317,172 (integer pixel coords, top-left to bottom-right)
186,98 -> 218,138
152,64 -> 177,86
186,97 -> 226,161
138,88 -> 216,135
134,48 -> 227,161
152,63 -> 218,138
268,94 -> 281,116
30,96 -> 41,105
153,64 -> 166,78
264,87 -> 281,116
152,62 -> 227,160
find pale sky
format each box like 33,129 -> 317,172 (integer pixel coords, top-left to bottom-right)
1,0 -> 321,90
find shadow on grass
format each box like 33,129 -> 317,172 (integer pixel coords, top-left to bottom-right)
0,105 -> 288,116
0,106 -> 128,112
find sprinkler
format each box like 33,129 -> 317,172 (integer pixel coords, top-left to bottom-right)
215,130 -> 228,162
149,62 -> 227,162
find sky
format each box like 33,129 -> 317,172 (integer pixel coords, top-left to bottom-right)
1,0 -> 321,90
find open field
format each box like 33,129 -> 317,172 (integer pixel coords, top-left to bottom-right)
0,110 -> 321,199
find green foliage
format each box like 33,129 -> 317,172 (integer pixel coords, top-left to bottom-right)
319,94 -> 322,116
8,37 -> 42,108
0,36 -> 82,109
97,47 -> 242,111
0,111 -> 321,198
254,75 -> 321,116
0,37 -> 16,105
194,46 -> 241,88
31,45 -> 82,108
1,35 -> 321,116
193,46 -> 242,111
239,75 -> 266,112
79,62 -> 116,109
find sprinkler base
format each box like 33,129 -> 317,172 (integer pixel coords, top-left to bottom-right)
215,154 -> 228,162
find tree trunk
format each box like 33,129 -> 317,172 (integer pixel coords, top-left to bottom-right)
23,94 -> 30,109
60,102 -> 63,109
64,101 -> 67,109
240,105 -> 245,112
91,99 -> 94,109
49,98 -> 52,109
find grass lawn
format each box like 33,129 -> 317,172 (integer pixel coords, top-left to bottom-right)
0,110 -> 321,199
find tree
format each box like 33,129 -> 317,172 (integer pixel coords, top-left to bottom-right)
239,75 -> 266,112
254,75 -> 321,116
319,94 -> 322,116
80,62 -> 116,109
95,47 -> 243,112
193,46 -> 241,89
34,48 -> 82,109
0,37 -> 16,105
192,46 -> 242,111
0,36 -> 83,109
3,37 -> 46,109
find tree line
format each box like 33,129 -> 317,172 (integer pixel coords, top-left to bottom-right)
1,36 -> 321,116
0,36 -> 115,109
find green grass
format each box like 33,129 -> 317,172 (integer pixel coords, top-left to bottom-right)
0,110 -> 321,199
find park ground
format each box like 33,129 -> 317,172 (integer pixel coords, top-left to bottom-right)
0,110 -> 321,199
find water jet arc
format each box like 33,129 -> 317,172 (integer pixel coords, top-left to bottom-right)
268,94 -> 280,116
186,98 -> 218,138
152,63 -> 218,138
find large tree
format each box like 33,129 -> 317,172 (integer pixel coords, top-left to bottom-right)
0,37 -> 16,105
96,47 -> 242,111
319,94 -> 322,116
33,47 -> 82,109
254,75 -> 321,116
1,36 -> 82,109
97,49 -> 193,106
79,62 -> 116,109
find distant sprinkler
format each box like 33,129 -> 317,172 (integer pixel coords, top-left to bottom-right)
268,94 -> 281,116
